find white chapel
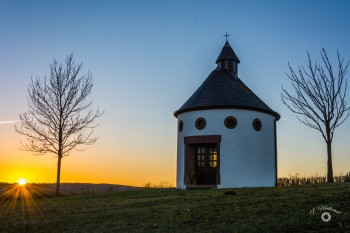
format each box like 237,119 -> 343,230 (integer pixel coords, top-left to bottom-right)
174,36 -> 280,189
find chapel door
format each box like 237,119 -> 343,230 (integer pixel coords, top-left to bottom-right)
195,145 -> 217,185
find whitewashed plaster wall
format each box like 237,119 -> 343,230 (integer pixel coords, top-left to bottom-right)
176,109 -> 277,189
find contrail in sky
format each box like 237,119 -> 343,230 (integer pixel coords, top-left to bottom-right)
0,120 -> 17,124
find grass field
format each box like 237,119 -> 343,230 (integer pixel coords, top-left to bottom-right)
1,183 -> 350,233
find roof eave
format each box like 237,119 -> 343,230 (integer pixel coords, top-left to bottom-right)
174,105 -> 280,120
215,58 -> 240,64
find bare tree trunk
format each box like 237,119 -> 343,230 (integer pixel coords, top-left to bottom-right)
56,155 -> 62,195
56,128 -> 63,195
326,122 -> 334,183
327,141 -> 334,183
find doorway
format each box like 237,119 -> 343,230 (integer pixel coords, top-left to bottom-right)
195,145 -> 217,185
184,135 -> 221,187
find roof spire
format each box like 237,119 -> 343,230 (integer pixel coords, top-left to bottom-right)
224,32 -> 230,42
216,35 -> 240,64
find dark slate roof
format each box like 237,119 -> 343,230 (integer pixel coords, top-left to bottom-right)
174,69 -> 280,119
216,41 -> 240,64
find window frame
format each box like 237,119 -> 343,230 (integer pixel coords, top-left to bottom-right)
253,118 -> 262,131
224,116 -> 237,129
195,117 -> 206,130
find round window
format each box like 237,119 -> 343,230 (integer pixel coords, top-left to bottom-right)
253,118 -> 262,131
178,120 -> 183,132
195,117 -> 206,130
224,116 -> 237,129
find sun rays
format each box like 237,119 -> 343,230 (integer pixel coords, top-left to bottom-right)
0,182 -> 35,210
0,181 -> 58,228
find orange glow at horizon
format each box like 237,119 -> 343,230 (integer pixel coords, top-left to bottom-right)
0,122 -> 177,187
0,147 -> 177,187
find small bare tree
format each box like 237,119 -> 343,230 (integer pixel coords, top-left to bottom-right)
16,54 -> 103,195
281,49 -> 349,183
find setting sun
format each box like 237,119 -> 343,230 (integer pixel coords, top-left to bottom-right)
17,178 -> 27,186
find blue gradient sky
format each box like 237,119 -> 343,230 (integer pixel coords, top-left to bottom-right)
1,1 -> 350,185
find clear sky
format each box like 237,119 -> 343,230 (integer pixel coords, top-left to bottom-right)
1,0 -> 350,186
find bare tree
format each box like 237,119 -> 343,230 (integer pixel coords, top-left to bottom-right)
281,49 -> 349,183
15,54 -> 103,195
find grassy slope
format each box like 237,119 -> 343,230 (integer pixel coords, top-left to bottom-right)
1,183 -> 350,233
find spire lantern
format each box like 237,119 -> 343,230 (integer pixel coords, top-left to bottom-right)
216,33 -> 240,77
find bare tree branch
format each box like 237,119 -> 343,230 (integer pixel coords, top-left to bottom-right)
281,49 -> 349,183
15,54 -> 104,195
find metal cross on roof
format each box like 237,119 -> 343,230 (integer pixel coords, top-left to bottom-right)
224,32 -> 230,42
